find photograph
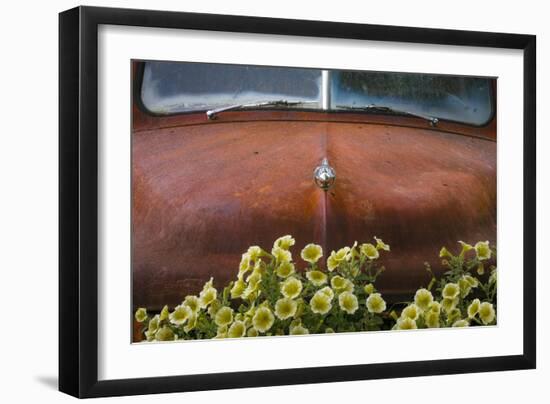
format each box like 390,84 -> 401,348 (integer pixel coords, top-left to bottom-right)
131,61 -> 497,342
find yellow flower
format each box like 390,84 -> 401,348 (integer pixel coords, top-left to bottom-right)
214,306 -> 234,327
273,235 -> 295,251
479,302 -> 496,325
272,247 -> 292,264
333,247 -> 351,262
134,307 -> 147,323
147,314 -> 160,334
425,311 -> 440,328
247,246 -> 263,262
238,253 -> 251,277
276,261 -> 295,278
374,236 -> 390,251
489,269 -> 497,285
441,297 -> 459,314
274,298 -> 298,320
458,241 -> 474,256
247,327 -> 259,337
429,301 -> 441,313
184,312 -> 198,333
360,243 -> 379,259
414,288 -> 434,311
396,317 -> 417,330
442,283 -> 460,299
439,246 -> 452,258
452,319 -> 470,327
363,283 -> 375,295
475,241 -> 491,261
169,304 -> 192,325
310,290 -> 332,314
327,253 -> 340,272
319,286 -> 335,301
467,298 -> 481,318
447,308 -> 462,324
252,306 -> 275,333
366,293 -> 386,314
214,325 -> 228,339
155,326 -> 176,341
183,295 -> 200,313
463,275 -> 479,288
290,324 -> 309,335
306,270 -> 328,286
330,275 -> 346,290
301,243 -> 323,264
159,305 -> 169,321
230,279 -> 247,299
281,277 -> 303,299
227,320 -> 246,338
207,299 -> 222,318
458,278 -> 472,298
401,304 -> 420,321
338,291 -> 359,314
199,278 -> 217,308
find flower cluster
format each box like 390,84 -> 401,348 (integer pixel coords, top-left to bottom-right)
135,237 -> 496,341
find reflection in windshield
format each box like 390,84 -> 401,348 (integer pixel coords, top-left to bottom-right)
140,61 -> 494,125
141,62 -> 322,114
331,71 -> 493,125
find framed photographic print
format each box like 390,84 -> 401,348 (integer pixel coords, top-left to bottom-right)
59,6 -> 536,398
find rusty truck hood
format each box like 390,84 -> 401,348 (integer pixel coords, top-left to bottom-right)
133,120 -> 496,309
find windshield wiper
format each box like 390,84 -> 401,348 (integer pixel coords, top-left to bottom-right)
206,100 -> 317,120
335,104 -> 439,127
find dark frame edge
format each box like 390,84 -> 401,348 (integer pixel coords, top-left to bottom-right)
59,6 -> 81,398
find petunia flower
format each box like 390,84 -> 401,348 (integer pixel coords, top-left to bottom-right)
310,290 -> 332,314
247,246 -> 263,262
414,288 -> 434,311
289,324 -> 309,335
306,270 -> 328,286
301,243 -> 323,264
396,317 -> 417,330
227,320 -> 246,338
452,319 -> 470,327
327,253 -> 340,272
155,326 -> 176,341
374,236 -> 390,251
401,304 -> 420,321
169,304 -> 192,325
274,298 -> 298,320
441,297 -> 459,314
319,286 -> 335,301
338,291 -> 359,314
360,243 -> 379,260
425,311 -> 441,328
467,298 -> 481,318
147,314 -> 160,334
273,235 -> 295,251
363,283 -> 375,295
276,261 -> 295,278
252,306 -> 275,333
272,247 -> 292,264
230,279 -> 247,299
159,305 -> 169,321
475,241 -> 492,261
183,295 -> 201,313
442,283 -> 460,299
214,306 -> 234,327
281,277 -> 303,299
134,307 -> 147,323
479,302 -> 496,325
366,292 -> 386,314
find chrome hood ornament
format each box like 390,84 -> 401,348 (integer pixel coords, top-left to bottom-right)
313,158 -> 336,191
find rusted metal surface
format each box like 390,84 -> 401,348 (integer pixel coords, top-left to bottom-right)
132,116 -> 496,310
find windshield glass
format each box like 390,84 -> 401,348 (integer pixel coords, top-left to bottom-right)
331,71 -> 493,125
139,61 -> 494,125
141,62 -> 322,114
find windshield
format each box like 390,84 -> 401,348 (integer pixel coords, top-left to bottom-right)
139,61 -> 494,125
331,71 -> 493,125
141,62 -> 321,114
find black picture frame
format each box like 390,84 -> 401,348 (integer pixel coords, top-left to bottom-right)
59,5 -> 536,398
